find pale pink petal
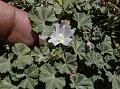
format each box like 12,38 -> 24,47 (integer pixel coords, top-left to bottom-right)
64,29 -> 75,38
48,38 -> 59,46
63,38 -> 72,46
50,32 -> 58,38
53,23 -> 65,34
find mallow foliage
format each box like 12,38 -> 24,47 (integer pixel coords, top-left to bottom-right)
0,0 -> 120,89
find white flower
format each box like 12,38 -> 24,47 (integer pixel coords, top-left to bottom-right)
48,23 -> 75,46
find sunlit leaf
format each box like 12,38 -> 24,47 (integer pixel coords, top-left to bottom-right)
104,54 -> 117,63
0,56 -> 11,73
73,13 -> 92,29
96,35 -> 113,55
63,0 -> 75,9
26,0 -> 35,5
12,43 -> 31,56
53,2 -> 62,14
72,36 -> 86,59
25,64 -> 39,78
0,77 -> 18,89
19,77 -> 38,89
55,0 -> 63,6
107,72 -> 120,89
39,64 -> 65,89
10,73 -> 26,82
56,53 -> 77,74
70,74 -> 94,89
85,51 -> 105,69
29,6 -> 57,36
32,46 -> 49,63
13,55 -> 33,69
0,0 -> 120,89
12,44 -> 33,69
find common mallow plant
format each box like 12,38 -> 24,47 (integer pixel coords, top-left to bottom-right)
48,23 -> 75,46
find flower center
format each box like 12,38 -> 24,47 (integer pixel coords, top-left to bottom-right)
57,34 -> 64,43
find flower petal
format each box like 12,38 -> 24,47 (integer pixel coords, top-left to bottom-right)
64,29 -> 75,38
63,38 -> 72,46
48,38 -> 59,46
53,23 -> 65,34
50,32 -> 58,38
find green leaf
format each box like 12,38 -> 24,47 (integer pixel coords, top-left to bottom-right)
29,6 -> 57,35
31,46 -> 49,63
63,0 -> 75,9
55,0 -> 63,6
0,77 -> 18,89
56,53 -> 77,74
90,75 -> 103,83
70,74 -> 94,89
36,6 -> 57,22
26,0 -> 35,5
13,55 -> 33,69
85,51 -> 105,69
73,13 -> 92,29
72,36 -> 86,59
48,47 -> 63,59
104,54 -> 117,63
12,43 -> 31,56
0,56 -> 11,73
39,64 -> 65,89
56,0 -> 75,9
107,72 -> 120,89
19,77 -> 38,89
53,2 -> 62,14
12,43 -> 33,69
76,0 -> 93,11
96,35 -> 113,55
25,64 -> 39,78
90,75 -> 104,88
10,73 -> 26,82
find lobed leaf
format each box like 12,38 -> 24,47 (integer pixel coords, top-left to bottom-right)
70,74 -> 94,89
73,13 -> 92,29
29,6 -> 57,35
25,64 -> 39,78
0,77 -> 18,89
31,46 -> 49,63
13,55 -> 33,69
107,72 -> 120,89
85,51 -> 105,69
56,52 -> 77,74
72,36 -> 86,60
96,35 -> 113,55
0,56 -> 11,73
12,43 -> 31,56
19,77 -> 38,89
39,64 -> 65,89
